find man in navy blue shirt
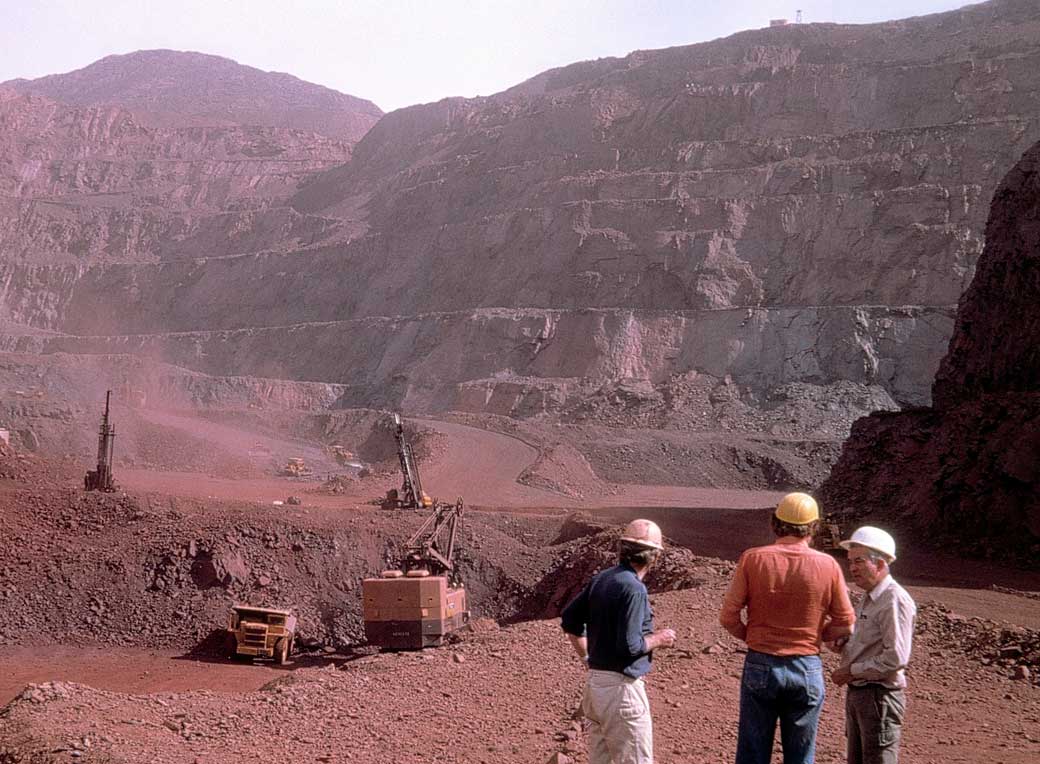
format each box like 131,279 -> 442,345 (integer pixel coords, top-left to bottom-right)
561,519 -> 677,764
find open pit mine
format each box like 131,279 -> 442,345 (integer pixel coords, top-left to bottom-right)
0,1 -> 1037,763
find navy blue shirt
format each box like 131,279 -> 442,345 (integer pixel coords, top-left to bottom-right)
560,563 -> 655,679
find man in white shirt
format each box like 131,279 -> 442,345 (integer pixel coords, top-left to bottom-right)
830,526 -> 917,764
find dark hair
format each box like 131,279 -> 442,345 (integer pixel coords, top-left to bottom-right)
618,540 -> 660,568
772,515 -> 818,539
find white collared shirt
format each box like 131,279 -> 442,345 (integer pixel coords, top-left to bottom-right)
841,574 -> 917,689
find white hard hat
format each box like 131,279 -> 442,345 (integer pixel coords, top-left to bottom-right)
620,519 -> 664,550
840,526 -> 897,561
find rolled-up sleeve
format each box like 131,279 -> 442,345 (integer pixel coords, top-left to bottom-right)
825,562 -> 856,635
719,555 -> 749,640
852,590 -> 916,680
561,583 -> 590,637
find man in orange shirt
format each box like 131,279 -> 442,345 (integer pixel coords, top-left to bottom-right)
719,492 -> 856,764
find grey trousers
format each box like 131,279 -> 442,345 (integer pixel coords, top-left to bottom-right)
846,684 -> 906,764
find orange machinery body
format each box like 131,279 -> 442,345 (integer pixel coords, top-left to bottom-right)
362,570 -> 468,649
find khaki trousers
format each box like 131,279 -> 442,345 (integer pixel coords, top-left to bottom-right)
846,685 -> 906,764
582,669 -> 654,764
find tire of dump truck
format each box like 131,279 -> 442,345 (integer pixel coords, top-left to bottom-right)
274,637 -> 290,665
224,632 -> 238,660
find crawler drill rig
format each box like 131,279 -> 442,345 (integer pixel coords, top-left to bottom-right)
84,390 -> 116,492
381,412 -> 433,509
362,498 -> 469,649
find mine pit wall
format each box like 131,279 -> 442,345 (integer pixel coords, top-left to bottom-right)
2,122 -> 1035,333
19,305 -> 952,411
0,92 -> 358,270
0,350 -> 350,429
0,203 -> 348,266
0,117 -> 1028,410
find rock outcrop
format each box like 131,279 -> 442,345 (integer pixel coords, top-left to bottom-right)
819,138 -> 1040,557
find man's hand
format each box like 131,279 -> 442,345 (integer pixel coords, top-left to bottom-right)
831,666 -> 853,686
825,636 -> 850,653
645,628 -> 677,651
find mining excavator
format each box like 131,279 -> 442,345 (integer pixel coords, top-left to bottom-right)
362,497 -> 469,649
381,412 -> 433,510
84,390 -> 116,492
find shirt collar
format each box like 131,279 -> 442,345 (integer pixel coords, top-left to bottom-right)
867,574 -> 894,601
774,536 -> 811,547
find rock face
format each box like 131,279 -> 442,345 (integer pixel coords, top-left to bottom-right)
2,2 -> 1040,429
819,138 -> 1040,556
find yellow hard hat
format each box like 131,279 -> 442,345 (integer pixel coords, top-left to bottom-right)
774,492 -> 819,525
620,518 -> 664,550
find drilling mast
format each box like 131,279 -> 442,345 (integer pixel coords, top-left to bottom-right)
84,390 -> 116,492
381,413 -> 432,509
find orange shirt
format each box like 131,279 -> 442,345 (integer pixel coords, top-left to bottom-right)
719,539 -> 855,656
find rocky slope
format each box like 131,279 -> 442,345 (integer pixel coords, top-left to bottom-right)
819,137 -> 1040,557
1,1 -> 1038,428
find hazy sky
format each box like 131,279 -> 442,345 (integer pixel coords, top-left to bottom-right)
2,0 -> 975,112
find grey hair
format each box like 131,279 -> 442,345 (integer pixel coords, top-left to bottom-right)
854,547 -> 893,565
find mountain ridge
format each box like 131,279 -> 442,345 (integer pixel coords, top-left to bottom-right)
3,49 -> 382,142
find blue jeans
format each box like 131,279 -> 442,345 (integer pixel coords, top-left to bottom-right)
736,650 -> 825,764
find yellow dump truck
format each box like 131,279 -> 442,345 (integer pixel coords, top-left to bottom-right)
326,444 -> 356,465
226,605 -> 296,664
281,457 -> 314,478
